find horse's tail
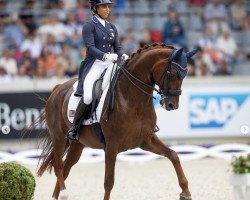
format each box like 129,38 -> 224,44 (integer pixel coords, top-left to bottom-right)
37,110 -> 53,176
37,84 -> 68,177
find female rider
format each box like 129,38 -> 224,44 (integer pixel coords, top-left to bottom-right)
66,0 -> 129,141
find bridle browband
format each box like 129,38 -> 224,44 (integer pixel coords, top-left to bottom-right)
116,52 -> 182,101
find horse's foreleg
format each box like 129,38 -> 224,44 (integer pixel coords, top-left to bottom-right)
52,142 -> 85,199
141,134 -> 192,200
103,145 -> 118,200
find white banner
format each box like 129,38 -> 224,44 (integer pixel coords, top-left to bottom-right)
155,83 -> 250,139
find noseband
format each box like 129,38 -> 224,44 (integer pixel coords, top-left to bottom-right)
117,52 -> 182,101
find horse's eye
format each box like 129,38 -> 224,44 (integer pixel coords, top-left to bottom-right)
170,74 -> 177,81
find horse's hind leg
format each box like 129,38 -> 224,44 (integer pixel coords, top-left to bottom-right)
141,134 -> 192,200
51,136 -> 68,200
52,142 -> 85,199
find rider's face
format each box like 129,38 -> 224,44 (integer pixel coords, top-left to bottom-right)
97,4 -> 110,19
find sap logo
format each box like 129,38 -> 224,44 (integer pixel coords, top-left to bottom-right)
189,94 -> 249,128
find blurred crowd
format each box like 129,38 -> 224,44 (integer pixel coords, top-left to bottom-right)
0,0 -> 250,82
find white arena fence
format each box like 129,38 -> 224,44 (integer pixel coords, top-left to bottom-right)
0,144 -> 250,165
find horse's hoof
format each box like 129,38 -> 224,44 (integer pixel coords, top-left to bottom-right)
59,189 -> 69,200
180,195 -> 192,200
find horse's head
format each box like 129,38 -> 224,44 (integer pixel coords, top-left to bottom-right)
154,48 -> 198,111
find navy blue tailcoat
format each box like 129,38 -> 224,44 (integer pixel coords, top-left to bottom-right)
75,16 -> 124,96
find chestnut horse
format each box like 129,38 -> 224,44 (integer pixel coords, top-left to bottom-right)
37,43 -> 197,200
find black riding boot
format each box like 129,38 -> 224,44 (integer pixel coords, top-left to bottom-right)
66,99 -> 88,142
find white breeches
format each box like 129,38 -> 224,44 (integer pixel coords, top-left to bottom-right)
83,59 -> 113,104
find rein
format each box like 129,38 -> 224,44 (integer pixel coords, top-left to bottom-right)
118,63 -> 158,99
116,56 -> 182,101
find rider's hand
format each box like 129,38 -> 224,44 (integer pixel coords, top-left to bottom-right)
104,53 -> 118,62
121,54 -> 129,61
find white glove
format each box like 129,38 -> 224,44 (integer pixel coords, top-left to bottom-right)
104,53 -> 118,62
121,54 -> 129,61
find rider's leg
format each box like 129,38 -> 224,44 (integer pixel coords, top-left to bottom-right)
66,61 -> 107,141
66,98 -> 88,141
83,61 -> 107,104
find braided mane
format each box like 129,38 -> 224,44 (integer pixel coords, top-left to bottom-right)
124,43 -> 174,66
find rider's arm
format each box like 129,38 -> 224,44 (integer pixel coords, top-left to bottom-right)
82,22 -> 106,60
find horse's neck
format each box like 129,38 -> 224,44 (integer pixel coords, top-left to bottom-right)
117,49 -> 167,107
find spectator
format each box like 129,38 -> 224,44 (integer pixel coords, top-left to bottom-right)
203,0 -> 229,36
36,17 -> 51,44
162,8 -> 187,49
55,0 -> 68,23
0,48 -> 18,75
214,60 -> 231,75
77,46 -> 86,66
198,27 -> 217,50
198,26 -> 222,65
0,66 -> 12,82
47,15 -> 66,44
3,15 -> 28,49
216,28 -> 241,72
194,47 -> 216,76
188,0 -> 206,16
45,34 -> 62,55
187,58 -> 196,76
35,59 -> 47,79
18,50 -> 36,74
138,30 -> 152,48
18,64 -> 32,79
63,0 -> 77,11
0,0 -> 10,33
42,0 -> 59,9
229,0 -> 249,31
197,63 -> 211,77
20,31 -> 42,59
53,65 -> 66,79
19,0 -> 37,34
123,29 -> 139,55
188,0 -> 206,7
65,13 -> 82,49
54,56 -> 67,79
37,15 -> 66,44
75,0 -> 86,24
62,44 -> 78,77
37,46 -> 57,77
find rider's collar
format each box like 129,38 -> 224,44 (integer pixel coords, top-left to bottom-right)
93,15 -> 106,27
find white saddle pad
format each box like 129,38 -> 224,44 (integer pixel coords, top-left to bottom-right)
67,63 -> 118,125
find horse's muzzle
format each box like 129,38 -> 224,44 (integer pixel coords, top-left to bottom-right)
166,102 -> 176,111
160,98 -> 178,111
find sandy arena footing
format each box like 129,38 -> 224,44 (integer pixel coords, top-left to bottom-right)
28,158 -> 233,200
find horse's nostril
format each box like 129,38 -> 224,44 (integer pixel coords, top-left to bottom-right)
168,103 -> 175,110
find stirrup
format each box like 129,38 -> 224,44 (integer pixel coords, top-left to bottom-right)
65,128 -> 79,143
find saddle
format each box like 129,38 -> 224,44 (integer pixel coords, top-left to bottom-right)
81,69 -> 106,145
84,67 -> 121,145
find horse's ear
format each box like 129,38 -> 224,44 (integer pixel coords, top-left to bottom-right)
171,48 -> 183,61
186,48 -> 199,58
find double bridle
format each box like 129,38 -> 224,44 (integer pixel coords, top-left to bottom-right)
117,55 -> 182,101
